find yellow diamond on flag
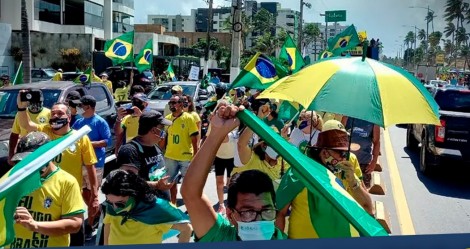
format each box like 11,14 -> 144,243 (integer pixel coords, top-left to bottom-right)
105,39 -> 133,61
138,49 -> 152,65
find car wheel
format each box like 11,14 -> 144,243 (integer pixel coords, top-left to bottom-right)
419,136 -> 437,175
406,125 -> 419,150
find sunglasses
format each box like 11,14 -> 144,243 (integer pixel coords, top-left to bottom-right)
168,101 -> 181,105
328,149 -> 349,159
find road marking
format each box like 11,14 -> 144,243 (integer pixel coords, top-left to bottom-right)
383,128 -> 416,235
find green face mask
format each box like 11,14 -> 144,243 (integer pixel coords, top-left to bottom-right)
112,197 -> 136,214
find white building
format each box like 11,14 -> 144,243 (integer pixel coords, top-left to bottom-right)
148,11 -> 196,32
0,0 -> 135,41
276,8 -> 299,40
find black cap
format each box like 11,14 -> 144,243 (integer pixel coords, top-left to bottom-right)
11,132 -> 51,162
138,110 -> 172,135
79,95 -> 96,108
67,91 -> 81,100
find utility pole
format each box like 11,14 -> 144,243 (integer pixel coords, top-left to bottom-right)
425,5 -> 430,61
204,0 -> 213,76
298,0 -> 304,51
229,0 -> 243,84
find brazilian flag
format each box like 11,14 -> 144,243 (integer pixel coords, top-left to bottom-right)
327,25 -> 360,56
279,34 -> 305,73
319,50 -> 334,60
104,31 -> 135,65
73,67 -> 93,84
167,63 -> 177,82
229,52 -> 288,90
135,39 -> 153,73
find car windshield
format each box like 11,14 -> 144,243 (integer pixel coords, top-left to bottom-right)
435,90 -> 470,112
44,69 -> 57,77
143,71 -> 153,79
148,84 -> 197,100
0,89 -> 61,117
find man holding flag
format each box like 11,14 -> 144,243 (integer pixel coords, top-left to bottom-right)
275,120 -> 373,239
8,132 -> 85,248
15,92 -> 99,246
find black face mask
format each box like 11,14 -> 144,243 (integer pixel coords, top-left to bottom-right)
183,102 -> 189,108
49,117 -> 69,130
132,100 -> 145,111
170,107 -> 177,112
28,102 -> 43,114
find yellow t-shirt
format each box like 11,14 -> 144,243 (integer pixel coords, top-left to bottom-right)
9,168 -> 85,248
114,87 -> 129,101
121,115 -> 139,143
103,215 -> 172,245
12,108 -> 51,136
287,154 -> 363,239
231,153 -> 290,184
189,111 -> 201,124
52,72 -> 62,81
101,80 -> 113,93
38,126 -> 97,188
164,112 -> 199,161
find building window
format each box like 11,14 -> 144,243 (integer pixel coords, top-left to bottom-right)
63,0 -> 84,25
112,0 -> 134,9
34,0 -> 61,24
85,1 -> 104,29
113,11 -> 134,33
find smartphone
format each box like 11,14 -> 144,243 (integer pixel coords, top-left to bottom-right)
20,90 -> 41,102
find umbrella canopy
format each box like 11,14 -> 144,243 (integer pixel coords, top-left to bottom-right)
258,57 -> 440,127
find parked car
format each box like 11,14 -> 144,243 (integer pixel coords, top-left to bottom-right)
0,81 -> 117,176
146,81 -> 215,114
31,68 -> 56,82
406,88 -> 470,174
104,66 -> 155,93
62,71 -> 83,81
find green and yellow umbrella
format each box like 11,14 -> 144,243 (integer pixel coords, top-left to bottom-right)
259,56 -> 440,127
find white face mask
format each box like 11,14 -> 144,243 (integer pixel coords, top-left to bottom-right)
76,107 -> 85,116
237,220 -> 275,241
265,146 -> 279,160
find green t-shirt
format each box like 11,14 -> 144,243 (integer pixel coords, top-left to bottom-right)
196,214 -> 287,242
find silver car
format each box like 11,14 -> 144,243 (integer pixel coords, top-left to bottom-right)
146,81 -> 215,115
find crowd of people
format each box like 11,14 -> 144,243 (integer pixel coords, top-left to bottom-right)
3,75 -> 385,247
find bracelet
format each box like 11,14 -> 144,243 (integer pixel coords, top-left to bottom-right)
17,107 -> 26,111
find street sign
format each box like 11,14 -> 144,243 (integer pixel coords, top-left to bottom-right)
325,10 -> 346,22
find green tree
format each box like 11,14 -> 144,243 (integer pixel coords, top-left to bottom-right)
253,32 -> 278,56
302,23 -> 321,51
222,12 -> 254,50
21,0 -> 31,83
253,8 -> 275,35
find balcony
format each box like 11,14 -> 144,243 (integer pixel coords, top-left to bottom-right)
113,22 -> 134,33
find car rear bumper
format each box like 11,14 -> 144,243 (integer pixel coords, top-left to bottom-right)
433,146 -> 470,162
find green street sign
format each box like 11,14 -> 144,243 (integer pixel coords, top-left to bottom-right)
325,10 -> 346,22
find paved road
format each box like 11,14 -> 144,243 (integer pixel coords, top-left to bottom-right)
385,125 -> 470,235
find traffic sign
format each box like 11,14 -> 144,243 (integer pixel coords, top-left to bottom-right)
435,53 -> 445,66
325,10 -> 346,22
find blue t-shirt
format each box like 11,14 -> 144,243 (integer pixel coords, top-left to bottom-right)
70,114 -> 83,127
72,114 -> 111,168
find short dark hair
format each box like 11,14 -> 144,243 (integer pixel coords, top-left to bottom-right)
227,170 -> 275,209
53,102 -> 71,116
130,85 -> 145,96
183,94 -> 195,112
101,169 -> 156,203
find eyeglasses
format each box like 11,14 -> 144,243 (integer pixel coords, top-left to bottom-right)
168,101 -> 180,105
234,208 -> 276,222
327,149 -> 349,159
105,200 -> 127,209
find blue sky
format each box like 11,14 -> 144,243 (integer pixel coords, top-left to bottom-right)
134,0 -> 450,58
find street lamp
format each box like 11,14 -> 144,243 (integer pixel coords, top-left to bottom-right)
320,13 -> 327,49
409,6 -> 435,56
298,0 -> 312,52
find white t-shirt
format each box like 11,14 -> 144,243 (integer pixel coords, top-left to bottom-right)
216,130 -> 237,159
234,133 -> 258,167
289,127 -> 320,153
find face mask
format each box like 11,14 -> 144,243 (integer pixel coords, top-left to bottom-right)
49,117 -> 69,130
170,107 -> 177,112
183,102 -> 189,108
298,121 -> 309,130
265,146 -> 279,160
76,107 -> 85,116
112,197 -> 136,214
28,102 -> 43,114
237,220 -> 275,241
132,101 -> 145,111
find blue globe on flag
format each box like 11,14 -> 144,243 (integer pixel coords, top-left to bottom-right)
113,42 -> 128,57
255,55 -> 277,79
79,74 -> 89,83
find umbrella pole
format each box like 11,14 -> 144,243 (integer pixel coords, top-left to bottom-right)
347,118 -> 355,161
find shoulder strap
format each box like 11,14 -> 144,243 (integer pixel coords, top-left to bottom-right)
129,140 -> 144,154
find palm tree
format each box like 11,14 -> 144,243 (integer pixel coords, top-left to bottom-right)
444,0 -> 467,66
460,45 -> 469,70
428,31 -> 443,64
21,0 -> 31,83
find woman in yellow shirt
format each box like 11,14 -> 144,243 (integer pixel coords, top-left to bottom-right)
232,104 -> 289,190
182,94 -> 201,144
101,169 -> 191,245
